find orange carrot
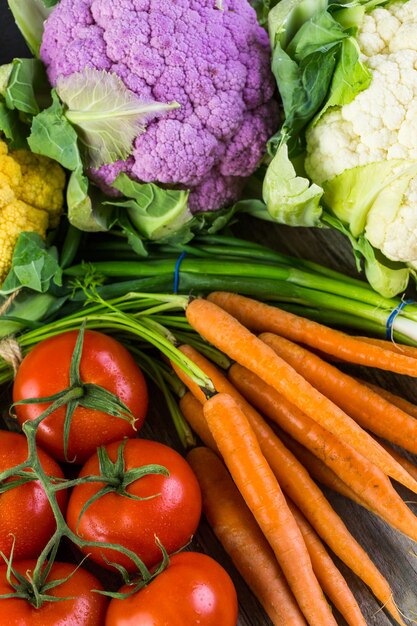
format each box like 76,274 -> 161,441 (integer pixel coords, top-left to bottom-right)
207,291 -> 417,376
276,428 -> 369,508
180,388 -> 362,506
203,392 -> 337,626
229,362 -> 417,541
260,332 -> 417,457
377,439 -> 417,484
187,446 -> 307,626
179,392 -> 219,452
287,500 -> 367,626
359,378 -> 417,420
172,345 -> 405,625
185,298 -> 417,493
357,336 -> 417,359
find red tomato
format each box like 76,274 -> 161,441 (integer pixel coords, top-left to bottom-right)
0,559 -> 108,625
66,438 -> 202,572
0,430 -> 67,561
13,330 -> 148,463
105,551 -> 238,626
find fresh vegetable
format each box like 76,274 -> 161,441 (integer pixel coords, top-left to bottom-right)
361,377 -> 417,419
12,329 -> 149,463
187,446 -> 308,626
259,332 -> 417,454
202,392 -> 338,626
67,234 -> 417,345
0,430 -> 67,561
0,559 -> 109,626
186,295 -> 415,490
229,361 -> 417,540
66,438 -> 202,572
173,340 -> 405,624
104,551 -> 238,626
207,291 -> 417,377
287,500 -> 367,626
4,0 -> 278,238
276,428 -> 369,508
40,0 -> 277,209
0,138 -> 65,284
264,0 -> 417,296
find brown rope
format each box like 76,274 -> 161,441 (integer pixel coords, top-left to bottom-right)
0,289 -> 21,316
0,337 -> 22,376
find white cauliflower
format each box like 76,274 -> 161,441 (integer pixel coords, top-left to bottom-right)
305,0 -> 417,265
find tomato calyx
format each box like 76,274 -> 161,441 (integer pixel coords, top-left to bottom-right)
0,548 -> 81,608
75,439 -> 169,532
12,324 -> 138,462
100,537 -> 171,601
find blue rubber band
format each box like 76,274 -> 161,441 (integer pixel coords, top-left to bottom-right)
385,298 -> 414,340
173,251 -> 187,294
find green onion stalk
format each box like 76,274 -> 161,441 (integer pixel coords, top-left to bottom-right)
64,234 -> 417,346
0,292 -> 213,393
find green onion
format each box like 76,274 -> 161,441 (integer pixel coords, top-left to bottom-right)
66,234 -> 417,345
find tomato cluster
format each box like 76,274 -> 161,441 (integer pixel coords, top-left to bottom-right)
0,330 -> 238,625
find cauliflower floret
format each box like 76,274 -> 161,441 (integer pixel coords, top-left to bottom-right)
40,0 -> 279,213
0,139 -> 66,284
0,201 -> 49,284
11,150 -> 66,227
305,0 -> 417,263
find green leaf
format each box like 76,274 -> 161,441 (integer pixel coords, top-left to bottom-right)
0,292 -> 65,338
263,141 -> 323,226
5,58 -> 51,116
270,9 -> 345,149
116,212 -> 148,257
267,0 -> 374,156
28,90 -> 82,170
314,37 -> 371,121
56,68 -> 180,168
67,167 -> 116,232
0,103 -> 28,148
111,173 -> 193,241
321,212 -> 410,297
249,0 -> 280,25
0,232 -> 62,295
7,0 -> 54,57
0,64 -> 13,99
322,159 -> 417,237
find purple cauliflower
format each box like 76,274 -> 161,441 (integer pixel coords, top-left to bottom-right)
40,0 -> 278,212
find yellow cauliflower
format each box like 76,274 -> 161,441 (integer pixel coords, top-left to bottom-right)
0,138 -> 66,284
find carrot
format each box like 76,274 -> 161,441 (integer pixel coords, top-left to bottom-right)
180,386 -> 361,506
185,298 -> 417,493
187,446 -> 307,626
359,378 -> 417,420
172,345 -> 405,625
207,291 -> 417,376
202,392 -> 337,626
276,428 -> 369,509
260,331 -> 417,457
357,336 -> 417,359
287,499 -> 367,626
377,439 -> 417,484
229,362 -> 417,541
179,392 -> 218,450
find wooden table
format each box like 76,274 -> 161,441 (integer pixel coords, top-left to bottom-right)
2,13 -> 417,625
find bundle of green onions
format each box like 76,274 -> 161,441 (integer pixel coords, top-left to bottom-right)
64,234 -> 417,345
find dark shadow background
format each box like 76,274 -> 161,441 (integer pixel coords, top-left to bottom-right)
1,4 -> 30,63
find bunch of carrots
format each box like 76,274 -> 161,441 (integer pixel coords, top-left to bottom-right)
169,291 -> 417,626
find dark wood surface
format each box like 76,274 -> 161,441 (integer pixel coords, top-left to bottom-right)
2,11 -> 417,625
